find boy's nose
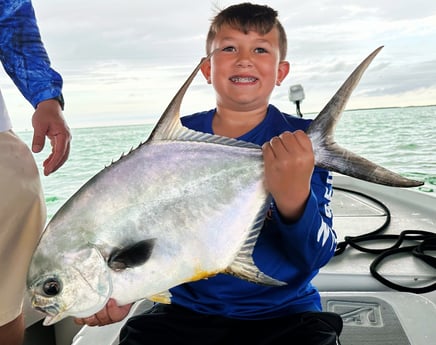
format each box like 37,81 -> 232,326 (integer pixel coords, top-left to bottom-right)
236,51 -> 253,67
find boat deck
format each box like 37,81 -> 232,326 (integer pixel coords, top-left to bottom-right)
316,174 -> 436,345
317,174 -> 436,293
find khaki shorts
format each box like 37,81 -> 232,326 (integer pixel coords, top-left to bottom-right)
0,130 -> 46,325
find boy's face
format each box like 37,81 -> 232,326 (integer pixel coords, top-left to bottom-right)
201,24 -> 289,111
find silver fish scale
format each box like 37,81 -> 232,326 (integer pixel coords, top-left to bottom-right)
98,140 -> 265,260
31,137 -> 268,285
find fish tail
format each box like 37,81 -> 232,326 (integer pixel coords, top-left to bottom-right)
307,46 -> 423,188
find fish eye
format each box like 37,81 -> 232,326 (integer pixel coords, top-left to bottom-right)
42,278 -> 62,296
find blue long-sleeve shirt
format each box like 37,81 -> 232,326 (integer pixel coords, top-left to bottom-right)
170,105 -> 337,319
0,0 -> 62,123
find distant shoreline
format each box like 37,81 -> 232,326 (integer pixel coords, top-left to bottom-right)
16,104 -> 436,132
345,104 -> 436,112
280,104 -> 436,118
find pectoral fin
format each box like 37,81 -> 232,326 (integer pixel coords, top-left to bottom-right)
108,239 -> 156,270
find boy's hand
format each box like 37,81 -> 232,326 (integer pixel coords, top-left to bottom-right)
74,299 -> 133,327
262,130 -> 314,222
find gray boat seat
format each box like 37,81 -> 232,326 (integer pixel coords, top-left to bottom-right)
70,291 -> 436,345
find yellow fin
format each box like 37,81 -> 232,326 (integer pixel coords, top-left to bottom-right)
148,291 -> 172,304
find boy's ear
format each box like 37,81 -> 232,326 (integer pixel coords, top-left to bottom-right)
276,61 -> 290,86
200,57 -> 212,84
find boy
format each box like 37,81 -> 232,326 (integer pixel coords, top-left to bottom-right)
77,3 -> 342,344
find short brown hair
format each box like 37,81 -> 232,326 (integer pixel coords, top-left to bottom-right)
206,3 -> 287,60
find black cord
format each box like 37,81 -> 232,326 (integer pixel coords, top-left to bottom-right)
332,186 -> 436,293
370,234 -> 436,293
334,186 -> 391,256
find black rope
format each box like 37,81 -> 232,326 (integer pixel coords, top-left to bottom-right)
332,186 -> 436,293
334,186 -> 391,256
370,233 -> 436,293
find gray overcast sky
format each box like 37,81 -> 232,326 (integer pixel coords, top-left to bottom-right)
2,0 -> 436,130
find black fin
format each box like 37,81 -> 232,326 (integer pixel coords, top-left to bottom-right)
108,239 -> 156,271
307,46 -> 423,188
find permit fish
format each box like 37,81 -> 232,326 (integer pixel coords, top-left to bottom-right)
27,46 -> 423,326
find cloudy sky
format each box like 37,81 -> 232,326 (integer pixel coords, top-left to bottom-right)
2,0 -> 436,130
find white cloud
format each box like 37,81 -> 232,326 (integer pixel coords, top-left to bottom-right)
1,0 -> 435,130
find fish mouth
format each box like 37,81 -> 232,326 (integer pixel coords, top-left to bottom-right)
32,300 -> 61,315
229,76 -> 258,84
43,313 -> 65,326
32,301 -> 65,326
30,291 -> 63,315
34,302 -> 69,326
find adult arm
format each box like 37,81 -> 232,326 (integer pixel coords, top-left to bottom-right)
0,0 -> 71,175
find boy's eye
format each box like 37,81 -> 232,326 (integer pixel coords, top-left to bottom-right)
254,47 -> 267,54
220,46 -> 268,54
222,46 -> 236,52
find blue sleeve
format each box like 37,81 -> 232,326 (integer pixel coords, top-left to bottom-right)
0,0 -> 63,108
271,168 -> 336,270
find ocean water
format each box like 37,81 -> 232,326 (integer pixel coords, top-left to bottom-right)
17,105 -> 436,220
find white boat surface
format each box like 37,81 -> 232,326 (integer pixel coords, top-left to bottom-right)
23,174 -> 436,344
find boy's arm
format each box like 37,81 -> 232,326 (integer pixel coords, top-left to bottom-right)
275,169 -> 336,268
262,131 -> 336,268
0,0 -> 63,107
262,130 -> 314,222
74,299 -> 133,327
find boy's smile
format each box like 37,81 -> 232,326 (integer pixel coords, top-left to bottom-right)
229,75 -> 258,84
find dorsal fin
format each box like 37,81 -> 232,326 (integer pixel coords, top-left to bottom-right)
307,46 -> 423,187
308,46 -> 384,140
147,52 -> 215,142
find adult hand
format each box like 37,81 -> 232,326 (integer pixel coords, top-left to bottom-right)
31,99 -> 71,176
74,299 -> 133,327
262,130 -> 314,222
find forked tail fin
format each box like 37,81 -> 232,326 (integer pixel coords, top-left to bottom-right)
307,46 -> 423,187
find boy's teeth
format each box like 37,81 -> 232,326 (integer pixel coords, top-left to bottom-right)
231,77 -> 256,82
